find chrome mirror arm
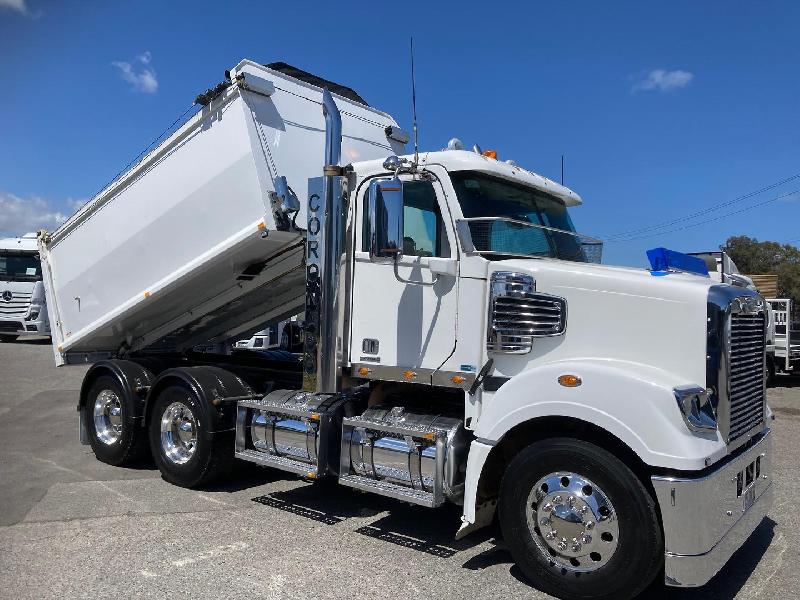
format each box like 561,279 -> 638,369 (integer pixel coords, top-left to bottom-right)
393,257 -> 438,287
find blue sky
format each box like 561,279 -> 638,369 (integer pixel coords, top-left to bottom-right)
1,0 -> 798,266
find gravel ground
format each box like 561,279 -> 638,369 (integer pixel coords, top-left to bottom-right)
0,338 -> 798,599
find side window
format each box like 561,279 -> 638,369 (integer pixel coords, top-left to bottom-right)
361,180 -> 450,257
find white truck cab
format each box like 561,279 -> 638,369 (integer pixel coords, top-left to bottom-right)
39,60 -> 772,599
0,233 -> 50,341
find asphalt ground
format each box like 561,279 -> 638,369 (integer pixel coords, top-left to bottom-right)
1,338 -> 798,599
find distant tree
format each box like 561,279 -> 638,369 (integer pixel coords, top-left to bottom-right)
723,236 -> 800,305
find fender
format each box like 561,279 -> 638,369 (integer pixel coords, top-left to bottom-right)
459,358 -> 727,534
143,366 -> 254,434
79,359 -> 155,423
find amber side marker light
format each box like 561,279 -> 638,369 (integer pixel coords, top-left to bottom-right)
558,374 -> 582,387
482,150 -> 498,159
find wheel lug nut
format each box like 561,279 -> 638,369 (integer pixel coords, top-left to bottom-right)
557,540 -> 567,551
580,505 -> 589,515
542,503 -> 553,513
553,495 -> 563,504
572,542 -> 582,552
545,530 -> 557,540
566,496 -> 576,507
585,520 -> 595,530
581,534 -> 592,544
540,517 -> 551,526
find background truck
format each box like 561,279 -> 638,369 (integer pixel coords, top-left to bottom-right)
0,232 -> 51,341
39,60 -> 773,600
765,298 -> 799,378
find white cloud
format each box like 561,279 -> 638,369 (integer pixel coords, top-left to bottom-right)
0,0 -> 28,13
0,191 -> 87,236
632,69 -> 694,93
112,51 -> 158,94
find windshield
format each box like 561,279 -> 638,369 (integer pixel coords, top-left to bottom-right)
0,251 -> 42,281
450,171 -> 601,263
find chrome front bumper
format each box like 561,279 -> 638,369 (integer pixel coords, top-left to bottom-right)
651,428 -> 772,587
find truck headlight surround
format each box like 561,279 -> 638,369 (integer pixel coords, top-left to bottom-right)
674,385 -> 717,434
25,305 -> 41,321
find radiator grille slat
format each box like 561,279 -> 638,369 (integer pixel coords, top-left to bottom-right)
726,311 -> 766,443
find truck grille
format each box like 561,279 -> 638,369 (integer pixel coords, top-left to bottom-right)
0,291 -> 32,318
727,312 -> 766,443
487,272 -> 566,354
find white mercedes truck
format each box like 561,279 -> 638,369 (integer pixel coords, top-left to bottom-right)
39,61 -> 773,599
0,232 -> 50,341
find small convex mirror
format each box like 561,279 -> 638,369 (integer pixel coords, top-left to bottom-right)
368,177 -> 404,262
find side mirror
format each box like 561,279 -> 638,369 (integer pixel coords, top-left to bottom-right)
368,178 -> 404,262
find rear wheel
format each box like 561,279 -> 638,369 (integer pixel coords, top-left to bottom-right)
84,375 -> 149,465
499,438 -> 663,600
148,384 -> 233,487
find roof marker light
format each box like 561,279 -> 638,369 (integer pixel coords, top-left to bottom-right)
482,150 -> 498,159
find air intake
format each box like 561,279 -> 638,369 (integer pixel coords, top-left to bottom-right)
487,271 -> 567,354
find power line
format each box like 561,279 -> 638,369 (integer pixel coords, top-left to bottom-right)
91,103 -> 200,200
603,171 -> 800,241
606,188 -> 800,243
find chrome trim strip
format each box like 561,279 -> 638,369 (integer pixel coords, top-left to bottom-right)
350,363 -> 477,389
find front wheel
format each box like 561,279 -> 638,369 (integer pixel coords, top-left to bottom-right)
148,384 -> 233,488
499,438 -> 663,600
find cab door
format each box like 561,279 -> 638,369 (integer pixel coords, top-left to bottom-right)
349,172 -> 458,380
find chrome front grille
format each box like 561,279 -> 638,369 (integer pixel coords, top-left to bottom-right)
727,312 -> 766,442
0,292 -> 32,318
487,271 -> 566,354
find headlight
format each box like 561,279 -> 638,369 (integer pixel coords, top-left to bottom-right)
26,306 -> 40,321
674,385 -> 717,433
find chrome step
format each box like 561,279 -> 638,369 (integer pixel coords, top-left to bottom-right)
338,473 -> 437,507
235,447 -> 320,478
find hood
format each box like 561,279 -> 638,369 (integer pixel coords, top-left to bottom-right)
487,258 -> 716,384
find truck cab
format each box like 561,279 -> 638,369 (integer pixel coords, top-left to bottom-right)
0,233 -> 50,341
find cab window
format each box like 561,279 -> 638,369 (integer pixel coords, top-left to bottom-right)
362,180 -> 449,257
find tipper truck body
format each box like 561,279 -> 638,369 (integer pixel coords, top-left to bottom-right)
39,60 -> 773,600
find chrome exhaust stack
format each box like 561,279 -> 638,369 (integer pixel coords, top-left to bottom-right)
303,88 -> 347,393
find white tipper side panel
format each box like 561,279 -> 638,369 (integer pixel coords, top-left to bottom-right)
43,61 -> 403,362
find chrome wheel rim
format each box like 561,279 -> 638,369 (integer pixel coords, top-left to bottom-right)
527,472 -> 619,573
93,389 -> 123,445
160,401 -> 198,465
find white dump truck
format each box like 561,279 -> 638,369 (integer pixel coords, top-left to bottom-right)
0,232 -> 50,341
39,61 -> 773,599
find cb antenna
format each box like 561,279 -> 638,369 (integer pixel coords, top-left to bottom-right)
410,36 -> 419,167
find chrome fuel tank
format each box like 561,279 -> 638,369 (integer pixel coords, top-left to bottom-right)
340,406 -> 471,507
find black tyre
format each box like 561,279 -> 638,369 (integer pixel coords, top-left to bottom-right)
148,384 -> 233,488
83,375 -> 149,466
499,438 -> 663,600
